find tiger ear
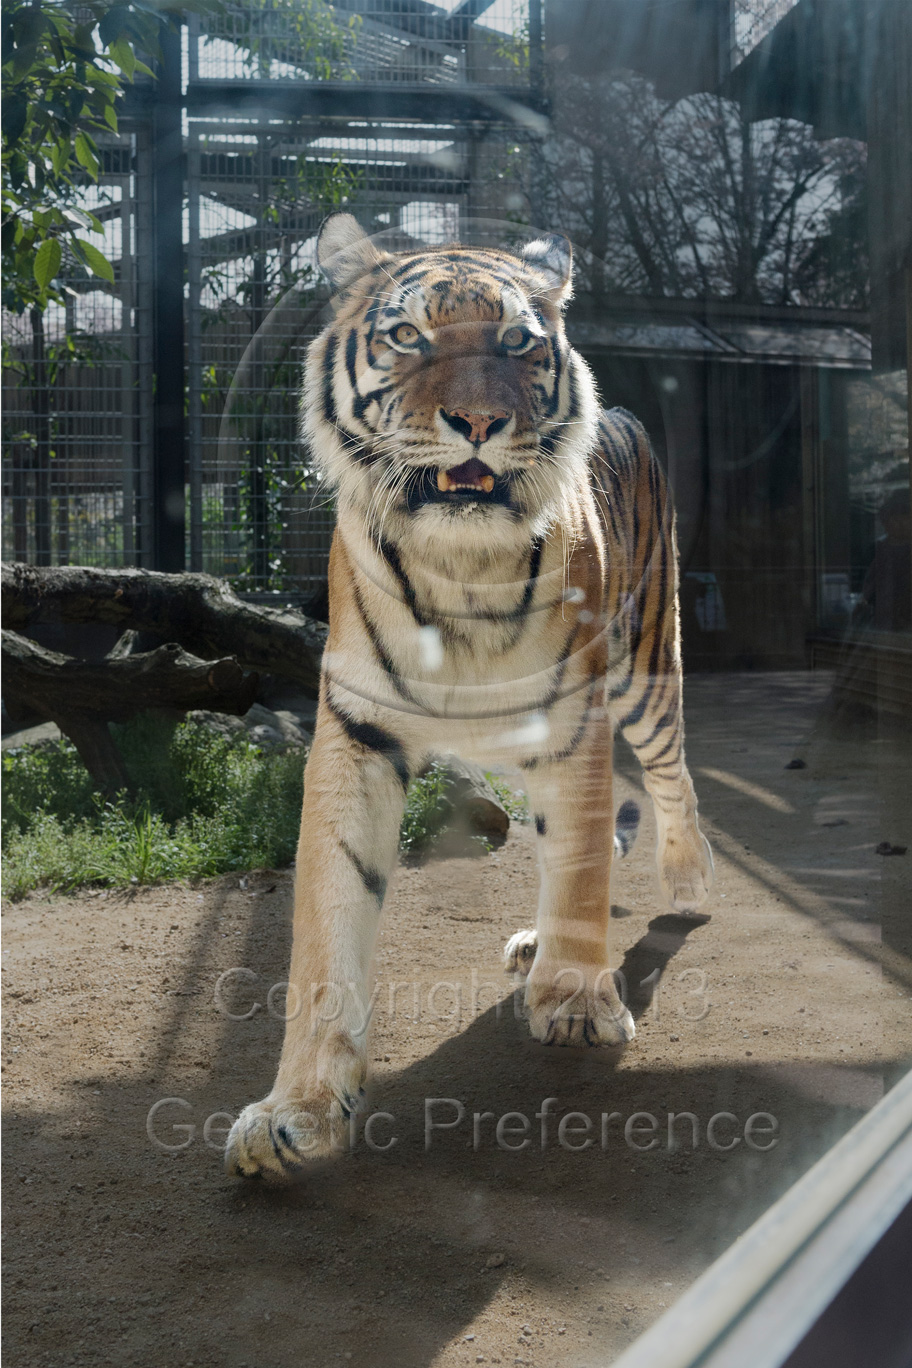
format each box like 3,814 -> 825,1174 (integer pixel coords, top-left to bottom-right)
317,213 -> 391,291
521,233 -> 574,305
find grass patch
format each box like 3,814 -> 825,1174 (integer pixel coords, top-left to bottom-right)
485,773 -> 530,824
2,718 -> 305,900
2,723 -> 530,898
398,760 -> 453,859
398,762 -> 529,860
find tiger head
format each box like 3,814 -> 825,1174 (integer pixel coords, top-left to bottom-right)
303,213 -> 599,556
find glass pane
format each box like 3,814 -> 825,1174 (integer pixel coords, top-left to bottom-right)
3,2 -> 909,1365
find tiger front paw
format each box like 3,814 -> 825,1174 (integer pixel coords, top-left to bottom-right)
524,962 -> 635,1047
225,1036 -> 367,1180
224,1093 -> 346,1179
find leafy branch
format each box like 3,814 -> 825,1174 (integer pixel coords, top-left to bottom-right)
1,0 -> 184,319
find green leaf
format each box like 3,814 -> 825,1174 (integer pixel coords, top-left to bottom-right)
33,237 -> 61,290
108,36 -> 135,81
50,139 -> 70,176
13,6 -> 46,48
74,130 -> 98,179
74,237 -> 114,283
73,23 -> 97,56
104,102 -> 118,131
11,41 -> 39,82
62,206 -> 94,229
98,7 -> 131,49
2,94 -> 29,147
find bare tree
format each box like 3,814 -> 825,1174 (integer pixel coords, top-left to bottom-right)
542,72 -> 868,306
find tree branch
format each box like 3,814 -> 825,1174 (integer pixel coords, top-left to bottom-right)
1,563 -> 327,693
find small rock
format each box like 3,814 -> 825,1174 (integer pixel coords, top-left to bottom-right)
876,841 -> 907,856
249,724 -> 282,747
785,758 -> 806,770
485,1253 -> 505,1269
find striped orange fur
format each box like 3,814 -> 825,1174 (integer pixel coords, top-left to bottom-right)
225,215 -> 713,1179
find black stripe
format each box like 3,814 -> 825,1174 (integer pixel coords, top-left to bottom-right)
644,756 -> 683,776
379,538 -> 429,627
327,695 -> 409,790
345,327 -> 359,391
508,536 -> 544,629
322,333 -> 338,425
539,619 -> 581,712
632,694 -> 677,754
268,1120 -> 301,1171
353,384 -> 389,423
543,343 -> 562,417
340,840 -> 387,906
521,673 -> 601,771
642,714 -> 681,765
352,580 -> 421,706
619,667 -> 660,733
565,364 -> 581,422
534,814 -> 547,837
592,454 -> 623,543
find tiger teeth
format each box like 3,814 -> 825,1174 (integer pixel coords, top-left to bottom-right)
436,472 -> 496,494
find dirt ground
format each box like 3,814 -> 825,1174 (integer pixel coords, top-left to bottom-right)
3,671 -> 911,1368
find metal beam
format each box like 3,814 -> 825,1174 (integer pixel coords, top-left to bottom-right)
151,21 -> 186,572
182,80 -> 547,124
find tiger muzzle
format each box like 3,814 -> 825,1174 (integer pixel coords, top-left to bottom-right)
441,408 -> 511,446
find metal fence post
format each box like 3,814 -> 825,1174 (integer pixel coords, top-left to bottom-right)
151,18 -> 186,571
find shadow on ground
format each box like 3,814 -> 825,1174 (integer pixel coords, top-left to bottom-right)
3,902 -> 886,1368
4,672 -> 909,1367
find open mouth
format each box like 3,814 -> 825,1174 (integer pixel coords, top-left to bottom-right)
404,457 -> 513,512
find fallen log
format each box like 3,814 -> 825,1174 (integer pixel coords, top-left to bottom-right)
2,629 -> 260,795
1,563 -> 327,693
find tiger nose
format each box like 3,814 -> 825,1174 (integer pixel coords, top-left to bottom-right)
443,408 -> 510,444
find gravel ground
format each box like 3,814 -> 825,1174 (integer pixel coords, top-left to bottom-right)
3,672 -> 910,1368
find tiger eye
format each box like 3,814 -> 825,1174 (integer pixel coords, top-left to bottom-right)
502,326 -> 527,348
391,322 -> 419,346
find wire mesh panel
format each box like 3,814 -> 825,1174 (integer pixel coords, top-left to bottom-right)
188,0 -> 533,88
1,134 -> 154,569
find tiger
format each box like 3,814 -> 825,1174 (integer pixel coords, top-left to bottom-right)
225,212 -> 714,1179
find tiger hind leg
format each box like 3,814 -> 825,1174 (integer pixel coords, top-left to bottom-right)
611,664 -> 713,917
505,722 -> 635,1047
503,800 -> 641,978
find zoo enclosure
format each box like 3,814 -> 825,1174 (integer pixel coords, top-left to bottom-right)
2,0 -> 907,660
2,0 -> 545,597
